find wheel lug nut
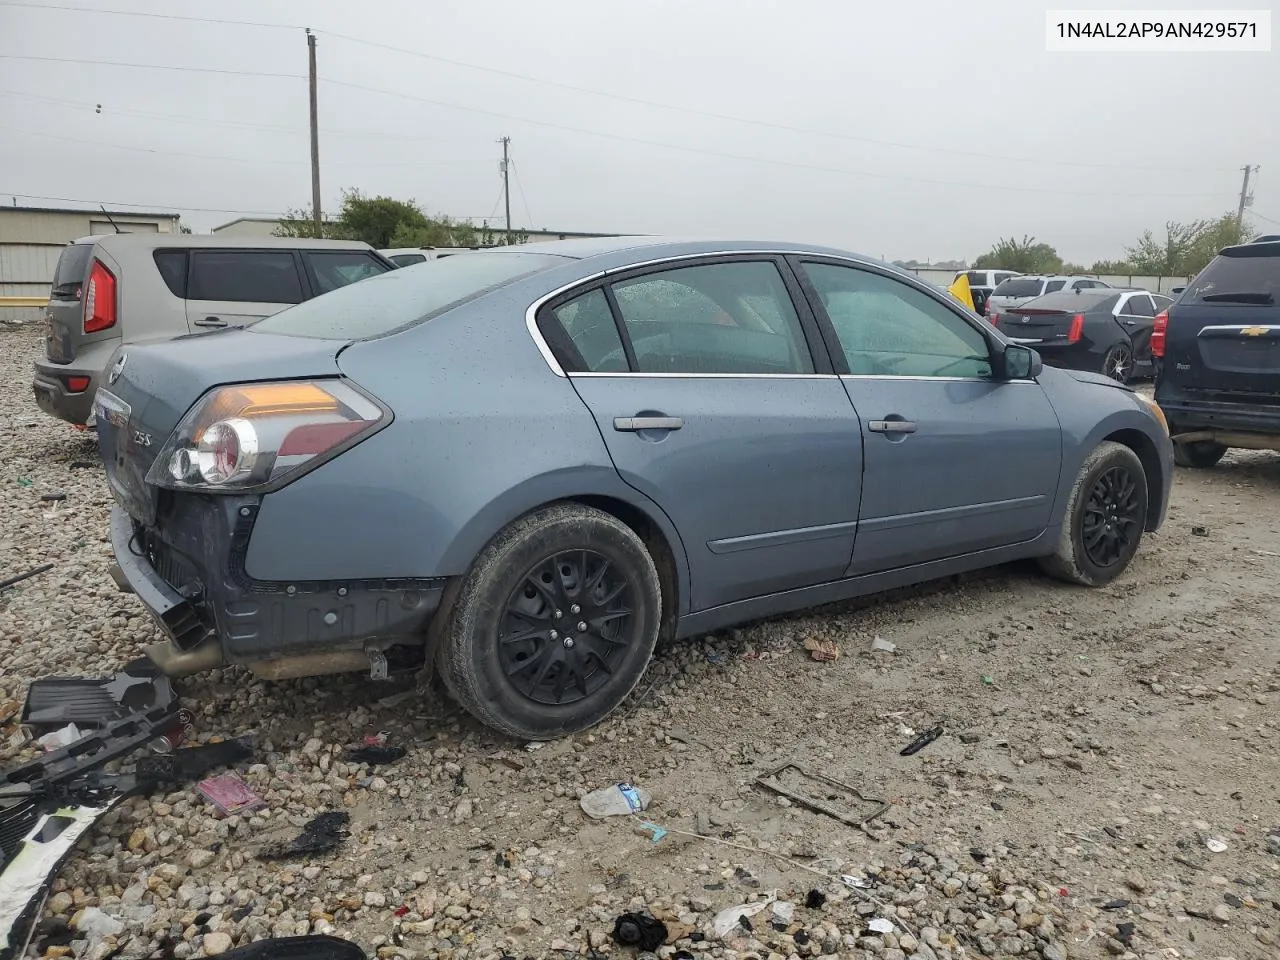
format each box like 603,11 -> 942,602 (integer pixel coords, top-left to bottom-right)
563,637 -> 575,648
554,609 -> 563,619
549,629 -> 558,640
577,621 -> 588,632
570,604 -> 581,614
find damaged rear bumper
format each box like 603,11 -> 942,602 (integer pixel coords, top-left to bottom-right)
108,501 -> 448,678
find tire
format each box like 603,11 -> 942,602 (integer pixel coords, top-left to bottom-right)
1173,440 -> 1227,469
1039,441 -> 1148,586
1102,343 -> 1134,383
439,503 -> 661,740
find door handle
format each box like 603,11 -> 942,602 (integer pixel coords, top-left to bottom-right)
194,317 -> 227,328
1123,319 -> 1137,326
868,419 -> 917,434
614,416 -> 683,432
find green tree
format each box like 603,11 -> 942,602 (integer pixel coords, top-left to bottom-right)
1089,259 -> 1133,274
973,235 -> 1063,274
274,189 -> 493,248
1061,262 -> 1090,275
1125,214 -> 1248,277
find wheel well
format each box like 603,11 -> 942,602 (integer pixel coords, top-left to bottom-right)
568,495 -> 681,643
1103,429 -> 1164,530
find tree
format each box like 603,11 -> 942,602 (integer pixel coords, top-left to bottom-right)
973,235 -> 1063,274
1125,213 -> 1248,277
1089,259 -> 1133,274
1061,262 -> 1090,275
274,189 -> 492,248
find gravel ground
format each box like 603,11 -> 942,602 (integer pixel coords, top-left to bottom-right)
2,321 -> 1279,960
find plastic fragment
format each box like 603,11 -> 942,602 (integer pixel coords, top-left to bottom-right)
1206,837 -> 1228,853
713,892 -> 778,939
869,636 -> 896,653
197,773 -> 265,815
579,782 -> 650,819
868,917 -> 895,934
36,724 -> 83,751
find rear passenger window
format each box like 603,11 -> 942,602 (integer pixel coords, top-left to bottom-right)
153,250 -> 188,297
1045,280 -> 1066,293
609,261 -> 813,374
1126,295 -> 1155,317
189,251 -> 303,304
305,251 -> 389,294
542,288 -> 628,373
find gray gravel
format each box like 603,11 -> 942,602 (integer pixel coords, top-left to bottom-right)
4,324 -> 1280,960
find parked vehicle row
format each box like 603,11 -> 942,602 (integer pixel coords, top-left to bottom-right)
88,237 -> 1173,738
33,236 -> 393,425
954,269 -> 1021,315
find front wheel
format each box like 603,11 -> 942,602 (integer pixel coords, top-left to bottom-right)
439,503 -> 661,740
1102,343 -> 1134,383
1039,441 -> 1148,586
1173,440 -> 1227,468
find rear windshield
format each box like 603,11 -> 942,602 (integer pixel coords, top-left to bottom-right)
1014,291 -> 1120,313
250,251 -> 567,340
50,243 -> 94,298
1184,247 -> 1280,304
992,278 -> 1045,297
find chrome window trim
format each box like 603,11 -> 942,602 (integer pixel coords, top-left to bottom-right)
840,374 -> 1038,384
569,372 -> 836,379
522,249 -> 912,377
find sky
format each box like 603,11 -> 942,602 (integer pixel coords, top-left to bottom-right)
1,0 -> 1277,265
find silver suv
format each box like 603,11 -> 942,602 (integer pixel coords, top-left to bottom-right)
985,275 -> 1111,322
33,235 -> 392,425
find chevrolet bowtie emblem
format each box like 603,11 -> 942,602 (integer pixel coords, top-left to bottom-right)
1240,326 -> 1269,336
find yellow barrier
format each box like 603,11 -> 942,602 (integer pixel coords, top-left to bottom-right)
0,297 -> 49,308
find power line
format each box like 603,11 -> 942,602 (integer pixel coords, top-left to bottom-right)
0,1 -> 1229,173
1251,210 -> 1280,226
0,53 -> 303,79
510,159 -> 535,229
321,78 -> 1226,200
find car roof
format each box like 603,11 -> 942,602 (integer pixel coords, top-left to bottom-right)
72,234 -> 375,250
499,236 -> 897,270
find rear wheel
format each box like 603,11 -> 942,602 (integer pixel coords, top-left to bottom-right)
1102,343 -> 1134,383
1173,440 -> 1228,468
1040,441 -> 1148,586
439,503 -> 661,740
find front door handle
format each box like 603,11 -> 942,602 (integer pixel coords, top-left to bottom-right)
868,419 -> 917,434
614,416 -> 683,432
194,317 -> 227,328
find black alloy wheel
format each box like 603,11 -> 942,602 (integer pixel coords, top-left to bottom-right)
1103,343 -> 1133,383
499,550 -> 636,705
1081,465 -> 1143,568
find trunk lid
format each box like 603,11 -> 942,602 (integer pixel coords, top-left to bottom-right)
1002,307 -> 1075,341
94,328 -> 347,524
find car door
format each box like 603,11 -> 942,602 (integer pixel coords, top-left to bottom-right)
1117,293 -> 1156,361
184,249 -> 306,330
536,256 -> 864,611
790,257 -> 1062,575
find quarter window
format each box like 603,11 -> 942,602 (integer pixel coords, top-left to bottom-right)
543,288 -> 628,373
305,251 -> 389,294
801,262 -> 993,378
608,261 -> 813,374
1045,280 -> 1066,293
188,251 -> 303,304
1125,294 -> 1155,317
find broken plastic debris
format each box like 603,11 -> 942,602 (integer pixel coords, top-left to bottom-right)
869,636 -> 896,653
840,875 -> 871,889
713,892 -> 778,939
610,912 -> 668,951
258,811 -> 350,861
636,821 -> 667,843
36,724 -> 83,751
579,782 -> 650,819
74,906 -> 125,939
868,917 -> 895,934
1206,837 -> 1229,853
771,900 -> 795,924
524,741 -> 547,752
802,637 -> 839,663
900,725 -> 944,757
346,745 -> 406,766
197,773 -> 265,815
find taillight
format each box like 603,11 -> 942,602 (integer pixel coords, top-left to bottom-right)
83,259 -> 117,333
1151,311 -> 1169,358
1067,313 -> 1085,343
146,380 -> 385,492
989,311 -> 1000,327
66,376 -> 91,393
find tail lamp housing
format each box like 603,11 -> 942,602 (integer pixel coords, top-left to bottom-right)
1151,311 -> 1169,358
145,380 -> 386,492
83,259 -> 117,333
1067,313 -> 1085,344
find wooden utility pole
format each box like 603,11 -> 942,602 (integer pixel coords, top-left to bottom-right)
500,136 -> 512,245
1236,164 -> 1255,229
307,29 -> 322,236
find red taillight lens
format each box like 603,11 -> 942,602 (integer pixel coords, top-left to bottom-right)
1151,311 -> 1169,358
989,311 -> 1000,327
66,376 -> 91,393
83,260 -> 117,333
1067,313 -> 1085,344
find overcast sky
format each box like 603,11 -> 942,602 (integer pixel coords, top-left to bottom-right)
1,0 -> 1276,263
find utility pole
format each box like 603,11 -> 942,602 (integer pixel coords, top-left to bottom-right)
500,136 -> 512,245
307,29 -> 322,236
1236,164 -> 1255,229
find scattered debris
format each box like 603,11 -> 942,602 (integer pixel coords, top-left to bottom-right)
346,745 -> 407,766
805,889 -> 827,909
375,690 -> 417,710
580,782 -> 651,819
68,461 -> 96,470
73,906 -> 124,939
1191,525 -> 1209,536
610,912 -> 668,951
1102,899 -> 1131,910
1116,921 -> 1136,946
0,563 -> 53,593
899,725 -> 944,756
712,892 -> 778,939
755,763 -> 887,827
868,917 -> 895,934
258,811 -> 350,860
524,741 -> 546,752
20,659 -> 177,732
1205,836 -> 1229,853
134,738 -> 252,788
771,900 -> 795,924
635,821 -> 667,843
38,493 -> 66,503
216,937 -> 367,960
869,636 -> 896,653
34,724 -> 82,751
197,773 -> 265,816
980,674 -> 995,685
802,637 -> 839,662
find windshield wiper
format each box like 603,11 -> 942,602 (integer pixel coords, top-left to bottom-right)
1200,291 -> 1276,304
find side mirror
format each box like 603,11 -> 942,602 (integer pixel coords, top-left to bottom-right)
1001,343 -> 1042,380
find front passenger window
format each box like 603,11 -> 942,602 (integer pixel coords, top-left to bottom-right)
801,262 -> 993,378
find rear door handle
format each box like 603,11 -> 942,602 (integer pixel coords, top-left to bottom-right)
194,317 -> 227,328
614,416 -> 683,432
868,419 -> 917,434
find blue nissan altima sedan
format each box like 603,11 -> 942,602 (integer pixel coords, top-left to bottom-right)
94,237 -> 1173,739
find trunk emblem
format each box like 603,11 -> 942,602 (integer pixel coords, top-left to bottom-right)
1240,327 -> 1268,337
108,352 -> 128,385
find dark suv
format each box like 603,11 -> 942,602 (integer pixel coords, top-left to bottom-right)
1154,238 -> 1280,467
